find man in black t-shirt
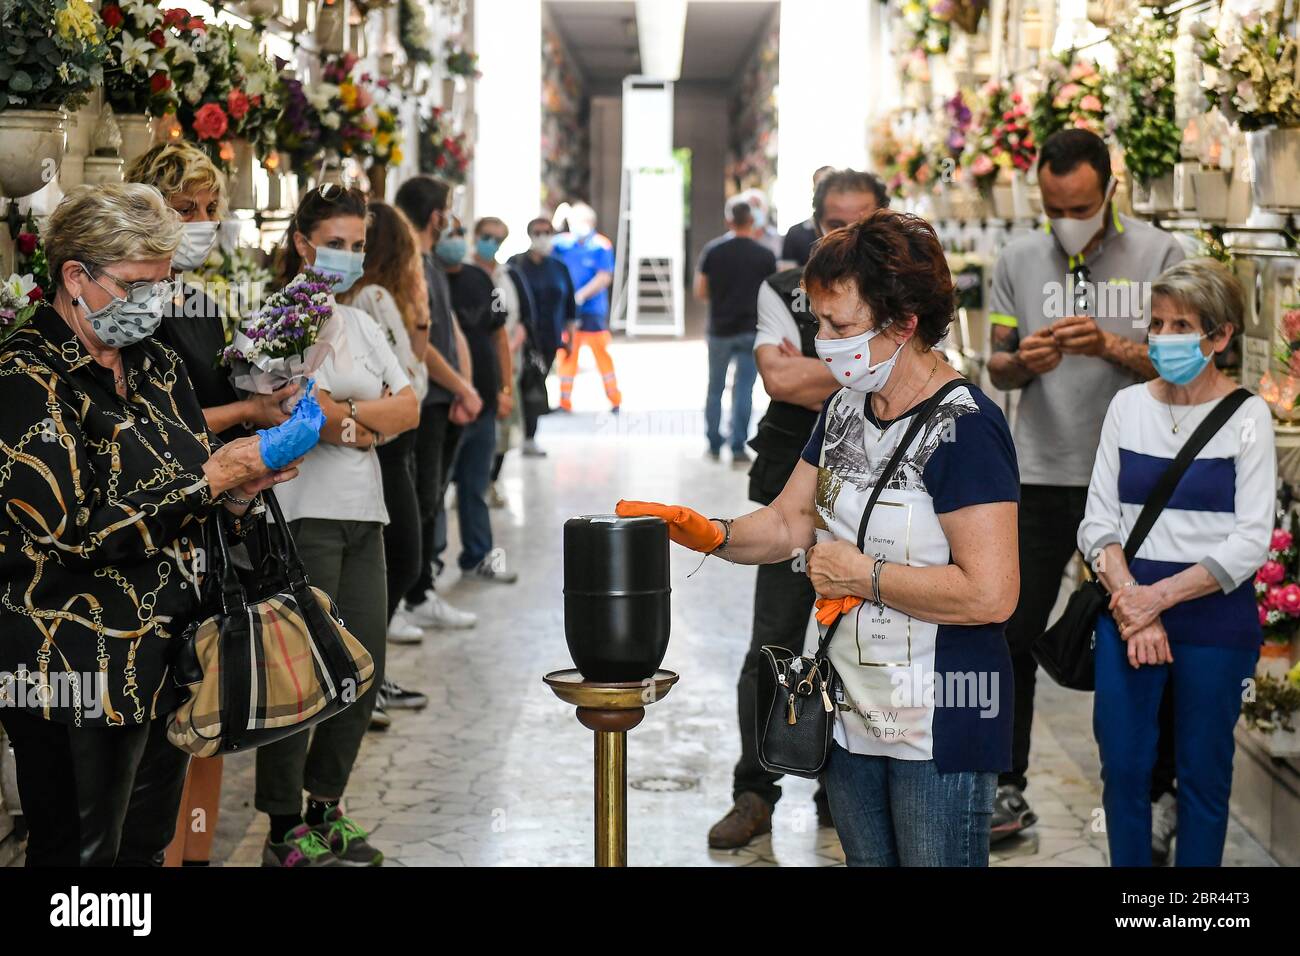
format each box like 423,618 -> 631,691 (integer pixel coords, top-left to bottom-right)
441,224 -> 517,585
694,202 -> 777,463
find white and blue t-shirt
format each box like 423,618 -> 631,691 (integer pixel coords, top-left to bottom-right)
801,382 -> 1019,773
1077,383 -> 1275,651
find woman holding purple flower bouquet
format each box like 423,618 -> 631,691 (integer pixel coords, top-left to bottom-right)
252,184 -> 419,868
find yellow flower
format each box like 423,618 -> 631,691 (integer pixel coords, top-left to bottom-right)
339,82 -> 358,110
55,0 -> 98,43
390,147 -> 403,165
375,131 -> 392,149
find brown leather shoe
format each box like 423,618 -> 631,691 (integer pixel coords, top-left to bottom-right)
708,792 -> 773,849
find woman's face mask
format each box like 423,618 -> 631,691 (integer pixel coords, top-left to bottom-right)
1148,332 -> 1212,386
475,235 -> 502,262
814,325 -> 906,393
171,220 -> 221,272
309,242 -> 365,293
435,235 -> 468,267
75,265 -> 170,348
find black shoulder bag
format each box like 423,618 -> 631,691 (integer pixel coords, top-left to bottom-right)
757,378 -> 970,778
1033,387 -> 1252,691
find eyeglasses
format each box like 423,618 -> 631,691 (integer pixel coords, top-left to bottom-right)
81,265 -> 173,304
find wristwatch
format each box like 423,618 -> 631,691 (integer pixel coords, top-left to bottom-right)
346,398 -> 358,421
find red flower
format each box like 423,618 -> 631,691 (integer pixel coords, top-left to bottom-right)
150,72 -> 172,94
192,102 -> 229,141
102,4 -> 125,29
226,89 -> 250,120
16,232 -> 38,256
27,286 -> 42,303
250,94 -> 262,107
149,28 -> 166,48
187,16 -> 205,31
163,8 -> 190,27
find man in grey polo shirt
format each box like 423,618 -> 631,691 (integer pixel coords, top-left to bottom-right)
986,129 -> 1184,847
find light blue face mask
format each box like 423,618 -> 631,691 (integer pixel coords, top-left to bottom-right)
311,243 -> 365,293
475,236 -> 502,261
435,235 -> 468,267
1148,332 -> 1211,386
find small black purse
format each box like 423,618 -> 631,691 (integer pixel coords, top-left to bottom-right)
757,380 -> 969,778
1033,388 -> 1252,691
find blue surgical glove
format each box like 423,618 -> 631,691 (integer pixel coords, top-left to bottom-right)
257,379 -> 325,470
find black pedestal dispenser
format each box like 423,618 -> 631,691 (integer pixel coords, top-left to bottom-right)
563,515 -> 670,682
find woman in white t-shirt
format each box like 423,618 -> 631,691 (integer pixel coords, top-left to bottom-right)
619,211 -> 1020,866
254,185 -> 420,868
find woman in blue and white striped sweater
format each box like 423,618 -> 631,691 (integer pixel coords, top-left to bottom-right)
1078,258 -> 1275,867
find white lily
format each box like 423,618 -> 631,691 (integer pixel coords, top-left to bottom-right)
122,0 -> 161,28
115,32 -> 154,73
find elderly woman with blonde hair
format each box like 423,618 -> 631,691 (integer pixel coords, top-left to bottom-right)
0,183 -> 299,866
126,141 -> 297,440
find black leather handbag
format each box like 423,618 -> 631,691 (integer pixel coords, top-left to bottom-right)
757,379 -> 969,778
1034,388 -> 1252,691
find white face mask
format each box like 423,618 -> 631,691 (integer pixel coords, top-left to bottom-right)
1048,180 -> 1115,258
530,235 -> 553,255
814,326 -> 905,393
172,221 -> 220,272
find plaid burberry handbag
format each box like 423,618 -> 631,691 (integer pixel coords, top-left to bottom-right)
166,489 -> 375,757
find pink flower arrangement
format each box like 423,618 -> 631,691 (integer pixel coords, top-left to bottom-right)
1259,560 -> 1287,585
1258,510 -> 1300,645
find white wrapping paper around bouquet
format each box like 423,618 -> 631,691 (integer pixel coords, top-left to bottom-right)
229,311 -> 353,394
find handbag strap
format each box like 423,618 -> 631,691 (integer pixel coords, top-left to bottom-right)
1121,387 -> 1251,563
813,378 -> 970,659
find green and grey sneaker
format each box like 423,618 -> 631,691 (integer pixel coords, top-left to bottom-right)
313,807 -> 384,866
262,824 -> 341,867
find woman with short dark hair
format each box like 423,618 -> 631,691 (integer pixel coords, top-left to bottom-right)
619,210 -> 1020,865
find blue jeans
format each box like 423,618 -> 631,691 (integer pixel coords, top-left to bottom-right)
452,411 -> 496,570
705,332 -> 758,454
1093,613 -> 1256,866
824,742 -> 996,866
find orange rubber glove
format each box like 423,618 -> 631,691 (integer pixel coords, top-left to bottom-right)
615,499 -> 724,553
814,596 -> 864,626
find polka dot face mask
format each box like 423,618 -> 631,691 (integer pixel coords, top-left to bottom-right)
813,326 -> 905,393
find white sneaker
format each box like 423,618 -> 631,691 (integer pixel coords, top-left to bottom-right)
521,439 -> 547,458
387,612 -> 424,645
405,593 -> 477,630
469,548 -> 519,584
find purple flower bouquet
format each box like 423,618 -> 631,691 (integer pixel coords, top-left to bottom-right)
223,268 -> 346,399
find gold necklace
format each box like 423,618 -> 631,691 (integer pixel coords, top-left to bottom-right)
1162,383 -> 1194,434
876,355 -> 940,421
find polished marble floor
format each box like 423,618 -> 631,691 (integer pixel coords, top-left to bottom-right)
203,339 -> 1276,867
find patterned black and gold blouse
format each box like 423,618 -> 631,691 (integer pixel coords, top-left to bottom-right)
0,304 -> 220,728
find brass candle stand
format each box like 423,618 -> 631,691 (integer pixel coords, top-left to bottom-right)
543,668 -> 679,867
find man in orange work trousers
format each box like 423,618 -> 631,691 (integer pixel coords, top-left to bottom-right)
553,202 -> 622,412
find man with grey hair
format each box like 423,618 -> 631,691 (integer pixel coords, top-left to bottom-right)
985,128 -> 1185,854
